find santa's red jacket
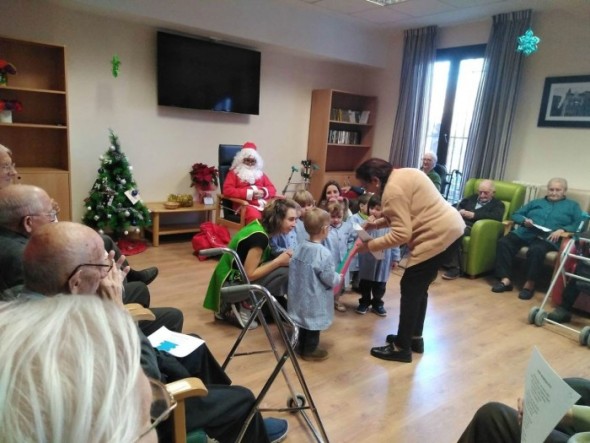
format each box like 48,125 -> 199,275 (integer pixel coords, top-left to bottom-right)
223,169 -> 277,214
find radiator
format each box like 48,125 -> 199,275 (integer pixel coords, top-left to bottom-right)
512,180 -> 543,204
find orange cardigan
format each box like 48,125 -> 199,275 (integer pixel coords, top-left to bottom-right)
368,168 -> 465,267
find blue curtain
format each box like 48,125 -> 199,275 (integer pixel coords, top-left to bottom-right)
462,10 -> 532,181
389,26 -> 437,168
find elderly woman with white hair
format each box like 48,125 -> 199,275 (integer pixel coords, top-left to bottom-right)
0,294 -> 166,443
420,151 -> 442,191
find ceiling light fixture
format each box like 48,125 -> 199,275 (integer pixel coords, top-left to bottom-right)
365,0 -> 408,5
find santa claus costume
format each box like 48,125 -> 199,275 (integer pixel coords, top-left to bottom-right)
223,142 -> 277,223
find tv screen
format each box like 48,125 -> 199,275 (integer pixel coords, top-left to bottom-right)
157,31 -> 261,115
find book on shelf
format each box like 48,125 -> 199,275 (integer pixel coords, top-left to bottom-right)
359,110 -> 370,124
330,108 -> 362,123
327,130 -> 361,145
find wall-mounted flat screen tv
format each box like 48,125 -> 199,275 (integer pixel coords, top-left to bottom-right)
157,31 -> 261,115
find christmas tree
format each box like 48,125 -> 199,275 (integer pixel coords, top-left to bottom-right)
83,130 -> 151,237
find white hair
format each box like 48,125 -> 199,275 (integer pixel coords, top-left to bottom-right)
230,147 -> 264,184
548,177 -> 568,191
231,147 -> 264,171
423,151 -> 438,164
0,144 -> 12,155
0,295 -> 145,443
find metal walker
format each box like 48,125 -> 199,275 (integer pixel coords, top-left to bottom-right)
200,247 -> 330,443
528,226 -> 590,346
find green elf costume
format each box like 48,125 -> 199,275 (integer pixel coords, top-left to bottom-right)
204,219 -> 271,313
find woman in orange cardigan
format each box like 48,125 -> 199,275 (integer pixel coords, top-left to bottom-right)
355,158 -> 464,363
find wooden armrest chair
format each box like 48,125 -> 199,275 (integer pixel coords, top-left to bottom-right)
126,303 -> 156,322
167,377 -> 211,443
126,307 -> 212,443
215,144 -> 249,230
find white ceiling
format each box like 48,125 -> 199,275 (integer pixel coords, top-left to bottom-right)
283,0 -> 590,30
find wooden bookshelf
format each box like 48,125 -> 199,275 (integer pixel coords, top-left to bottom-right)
306,89 -> 376,199
0,36 -> 71,220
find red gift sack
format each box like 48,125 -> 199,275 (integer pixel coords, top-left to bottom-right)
192,222 -> 231,260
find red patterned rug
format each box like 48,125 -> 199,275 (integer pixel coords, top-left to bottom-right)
117,239 -> 148,256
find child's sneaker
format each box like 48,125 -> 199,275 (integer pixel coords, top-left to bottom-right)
372,306 -> 387,316
355,304 -> 369,314
335,302 -> 346,312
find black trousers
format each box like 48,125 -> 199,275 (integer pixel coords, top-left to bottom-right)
157,339 -> 266,443
138,306 -> 184,336
122,281 -> 150,307
186,385 -> 270,443
442,226 -> 470,270
252,266 -> 289,314
495,233 -> 557,282
457,378 -> 590,443
560,279 -> 581,311
395,250 -> 446,351
359,279 -> 387,308
298,328 -> 320,354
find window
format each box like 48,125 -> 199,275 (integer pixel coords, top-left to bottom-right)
423,44 -> 486,201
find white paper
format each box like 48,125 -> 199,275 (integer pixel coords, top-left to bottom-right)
521,347 -> 580,443
148,326 -> 205,358
125,189 -> 142,205
532,223 -> 552,233
353,223 -> 384,259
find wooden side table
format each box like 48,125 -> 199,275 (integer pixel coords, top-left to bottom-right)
145,202 -> 215,247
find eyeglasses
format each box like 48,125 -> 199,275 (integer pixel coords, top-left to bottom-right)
137,378 -> 178,440
66,260 -> 113,282
28,209 -> 59,222
243,157 -> 257,165
1,162 -> 16,171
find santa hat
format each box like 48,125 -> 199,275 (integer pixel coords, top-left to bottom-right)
232,141 -> 264,170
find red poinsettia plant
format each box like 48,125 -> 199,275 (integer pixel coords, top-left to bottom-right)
0,99 -> 22,112
190,163 -> 219,191
0,60 -> 17,76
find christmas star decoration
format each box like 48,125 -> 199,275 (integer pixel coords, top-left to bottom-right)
517,28 -> 540,56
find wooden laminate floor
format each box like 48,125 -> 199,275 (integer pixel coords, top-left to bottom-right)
127,237 -> 590,443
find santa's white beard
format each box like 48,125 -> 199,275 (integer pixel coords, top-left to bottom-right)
233,164 -> 263,185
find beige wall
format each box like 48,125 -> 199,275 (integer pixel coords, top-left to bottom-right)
2,1 -> 374,221
374,9 -> 590,191
508,9 -> 590,190
2,2 -> 589,222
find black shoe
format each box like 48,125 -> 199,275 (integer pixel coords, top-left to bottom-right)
442,268 -> 461,280
518,288 -> 534,300
385,334 -> 424,353
128,267 -> 159,285
370,344 -> 412,362
491,281 -> 513,293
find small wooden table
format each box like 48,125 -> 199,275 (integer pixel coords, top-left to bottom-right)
145,202 -> 215,247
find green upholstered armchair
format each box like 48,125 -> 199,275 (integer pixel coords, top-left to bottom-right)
461,179 -> 526,278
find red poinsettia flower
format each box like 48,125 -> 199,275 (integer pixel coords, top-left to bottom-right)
0,60 -> 17,75
190,163 -> 219,191
0,99 -> 23,112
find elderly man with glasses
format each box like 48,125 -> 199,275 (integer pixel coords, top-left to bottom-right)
441,179 -> 505,280
0,184 -> 181,336
16,221 -> 289,443
0,144 -> 18,188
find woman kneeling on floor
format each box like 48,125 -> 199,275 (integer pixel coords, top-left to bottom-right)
204,198 -> 299,329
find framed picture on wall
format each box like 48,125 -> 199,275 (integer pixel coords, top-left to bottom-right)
537,75 -> 590,128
